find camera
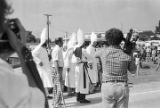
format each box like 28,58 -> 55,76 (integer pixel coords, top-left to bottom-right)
123,29 -> 139,55
0,19 -> 20,52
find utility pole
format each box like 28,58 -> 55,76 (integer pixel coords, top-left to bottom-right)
44,14 -> 52,50
64,32 -> 68,46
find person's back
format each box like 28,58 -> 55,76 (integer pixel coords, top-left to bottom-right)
99,46 -> 135,83
95,28 -> 136,108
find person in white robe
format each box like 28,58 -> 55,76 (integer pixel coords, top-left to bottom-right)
86,32 -> 98,93
32,28 -> 53,97
73,29 -> 91,103
63,32 -> 77,95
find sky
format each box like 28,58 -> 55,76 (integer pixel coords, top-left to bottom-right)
7,0 -> 160,40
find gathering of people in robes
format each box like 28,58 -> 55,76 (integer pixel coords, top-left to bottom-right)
30,27 -> 103,106
27,25 -> 137,108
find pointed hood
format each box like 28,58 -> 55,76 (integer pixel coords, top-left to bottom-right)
32,28 -> 47,54
40,28 -> 47,46
77,28 -> 84,47
90,32 -> 97,44
67,32 -> 77,49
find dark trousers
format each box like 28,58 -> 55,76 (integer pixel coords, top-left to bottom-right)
76,92 -> 86,101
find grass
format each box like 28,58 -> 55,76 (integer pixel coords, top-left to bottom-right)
128,61 -> 160,84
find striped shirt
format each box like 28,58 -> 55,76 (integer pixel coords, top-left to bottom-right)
95,46 -> 136,82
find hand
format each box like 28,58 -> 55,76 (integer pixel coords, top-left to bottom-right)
4,18 -> 26,53
39,62 -> 43,66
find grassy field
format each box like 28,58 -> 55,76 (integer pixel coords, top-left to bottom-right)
14,60 -> 160,85
129,61 -> 160,84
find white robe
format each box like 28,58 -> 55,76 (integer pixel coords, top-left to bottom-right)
86,45 -> 98,84
63,48 -> 75,88
32,46 -> 53,88
73,47 -> 90,94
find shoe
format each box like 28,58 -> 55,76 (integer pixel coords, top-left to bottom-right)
76,93 -> 80,102
79,99 -> 91,103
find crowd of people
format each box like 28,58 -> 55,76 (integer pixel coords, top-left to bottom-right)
132,43 -> 160,74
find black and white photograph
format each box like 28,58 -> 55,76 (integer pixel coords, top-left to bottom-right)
0,0 -> 160,108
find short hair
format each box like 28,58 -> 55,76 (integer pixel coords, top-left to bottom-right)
0,0 -> 12,31
105,28 -> 124,46
55,37 -> 63,45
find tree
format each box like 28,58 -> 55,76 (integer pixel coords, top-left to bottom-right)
138,30 -> 155,41
26,31 -> 36,43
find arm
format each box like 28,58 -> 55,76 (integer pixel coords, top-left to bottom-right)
156,61 -> 160,71
5,19 -> 46,106
83,49 -> 93,61
94,50 -> 102,58
32,48 -> 43,66
128,56 -> 137,74
51,47 -> 59,72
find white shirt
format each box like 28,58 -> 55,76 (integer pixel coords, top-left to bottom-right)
51,45 -> 64,67
135,57 -> 140,65
0,58 -> 45,108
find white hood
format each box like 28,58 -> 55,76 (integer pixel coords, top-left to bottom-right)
40,28 -> 47,46
67,32 -> 77,49
77,28 -> 84,47
32,28 -> 47,53
90,32 -> 97,44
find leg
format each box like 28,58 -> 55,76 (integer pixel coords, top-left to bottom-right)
117,85 -> 129,108
101,83 -> 117,108
79,93 -> 90,103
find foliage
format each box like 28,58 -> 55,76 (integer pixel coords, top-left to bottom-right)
138,31 -> 155,41
26,31 -> 36,43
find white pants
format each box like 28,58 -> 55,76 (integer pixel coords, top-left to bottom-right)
101,82 -> 129,108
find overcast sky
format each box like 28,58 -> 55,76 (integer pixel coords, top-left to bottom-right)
8,0 -> 160,40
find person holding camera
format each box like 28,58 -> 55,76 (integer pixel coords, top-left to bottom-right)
95,28 -> 136,108
0,0 -> 48,107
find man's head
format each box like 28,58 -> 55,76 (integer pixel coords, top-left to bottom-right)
0,0 -> 13,58
105,28 -> 124,46
55,37 -> 63,47
0,0 -> 12,33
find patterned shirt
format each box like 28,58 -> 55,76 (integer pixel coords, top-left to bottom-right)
95,46 -> 136,82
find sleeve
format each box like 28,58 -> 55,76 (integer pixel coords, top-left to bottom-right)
71,47 -> 81,64
32,48 -> 42,64
128,57 -> 137,74
83,49 -> 93,61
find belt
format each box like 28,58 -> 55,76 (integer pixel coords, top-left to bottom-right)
102,80 -> 127,83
